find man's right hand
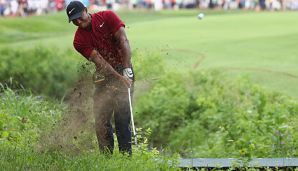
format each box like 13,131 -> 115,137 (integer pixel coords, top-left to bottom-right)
120,75 -> 132,88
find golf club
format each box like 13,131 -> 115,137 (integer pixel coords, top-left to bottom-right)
128,87 -> 137,145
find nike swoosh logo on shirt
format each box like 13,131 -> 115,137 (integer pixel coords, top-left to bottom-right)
68,8 -> 75,14
100,22 -> 105,28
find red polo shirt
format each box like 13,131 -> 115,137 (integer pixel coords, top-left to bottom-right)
73,11 -> 125,68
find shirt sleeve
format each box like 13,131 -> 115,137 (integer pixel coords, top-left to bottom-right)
73,32 -> 94,60
105,10 -> 125,34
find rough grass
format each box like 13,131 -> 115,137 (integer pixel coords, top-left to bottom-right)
0,145 -> 179,171
0,87 -> 178,170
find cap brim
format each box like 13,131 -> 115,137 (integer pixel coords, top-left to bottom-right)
68,11 -> 83,23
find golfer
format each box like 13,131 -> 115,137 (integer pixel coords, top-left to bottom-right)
66,1 -> 134,155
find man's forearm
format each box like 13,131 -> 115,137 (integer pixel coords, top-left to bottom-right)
115,27 -> 132,68
90,50 -> 132,87
90,50 -> 122,79
119,36 -> 132,68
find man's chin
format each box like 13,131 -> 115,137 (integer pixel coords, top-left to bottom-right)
80,24 -> 92,30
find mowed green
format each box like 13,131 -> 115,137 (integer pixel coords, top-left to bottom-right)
1,11 -> 297,97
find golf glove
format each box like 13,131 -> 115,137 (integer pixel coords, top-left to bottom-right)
123,68 -> 134,80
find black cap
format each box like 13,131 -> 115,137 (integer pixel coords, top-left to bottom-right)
66,1 -> 85,23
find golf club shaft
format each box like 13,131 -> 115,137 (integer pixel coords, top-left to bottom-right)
128,88 -> 137,145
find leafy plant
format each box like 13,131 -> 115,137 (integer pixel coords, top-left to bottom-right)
0,87 -> 63,148
0,47 -> 82,98
135,70 -> 298,158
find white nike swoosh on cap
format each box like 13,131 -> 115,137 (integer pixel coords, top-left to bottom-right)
68,8 -> 75,14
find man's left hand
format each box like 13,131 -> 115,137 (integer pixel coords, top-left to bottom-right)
123,68 -> 134,81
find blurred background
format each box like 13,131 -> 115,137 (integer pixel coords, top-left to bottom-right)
0,0 -> 298,17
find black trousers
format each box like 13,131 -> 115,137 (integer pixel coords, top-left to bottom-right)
93,78 -> 133,155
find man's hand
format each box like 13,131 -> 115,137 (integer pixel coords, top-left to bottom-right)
122,68 -> 134,81
89,50 -> 133,88
121,68 -> 133,88
93,71 -> 105,84
120,75 -> 132,88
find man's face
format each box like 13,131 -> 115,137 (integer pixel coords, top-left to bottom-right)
72,9 -> 90,29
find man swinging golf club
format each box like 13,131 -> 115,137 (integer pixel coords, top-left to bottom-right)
66,1 -> 135,155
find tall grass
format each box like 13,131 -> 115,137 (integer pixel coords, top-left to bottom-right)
0,87 -> 178,170
0,144 -> 178,171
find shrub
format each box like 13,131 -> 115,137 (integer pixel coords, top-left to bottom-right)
132,50 -> 165,80
0,47 -> 81,98
0,47 -> 164,99
135,70 -> 298,158
0,87 -> 63,148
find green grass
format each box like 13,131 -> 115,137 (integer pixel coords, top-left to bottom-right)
126,11 -> 298,97
0,88 -> 178,170
1,11 -> 298,169
0,145 -> 178,171
0,10 -> 297,97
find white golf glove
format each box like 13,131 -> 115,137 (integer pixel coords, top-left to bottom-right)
123,68 -> 134,80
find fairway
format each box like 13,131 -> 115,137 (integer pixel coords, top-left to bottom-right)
126,11 -> 298,98
1,11 -> 297,98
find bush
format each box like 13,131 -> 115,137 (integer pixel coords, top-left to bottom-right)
135,70 -> 298,158
132,50 -> 165,80
0,47 -> 81,99
0,87 -> 63,148
0,47 -> 164,99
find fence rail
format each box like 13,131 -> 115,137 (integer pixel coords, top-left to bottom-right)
178,158 -> 298,168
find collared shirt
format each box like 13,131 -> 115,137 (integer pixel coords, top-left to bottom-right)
73,11 -> 125,68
